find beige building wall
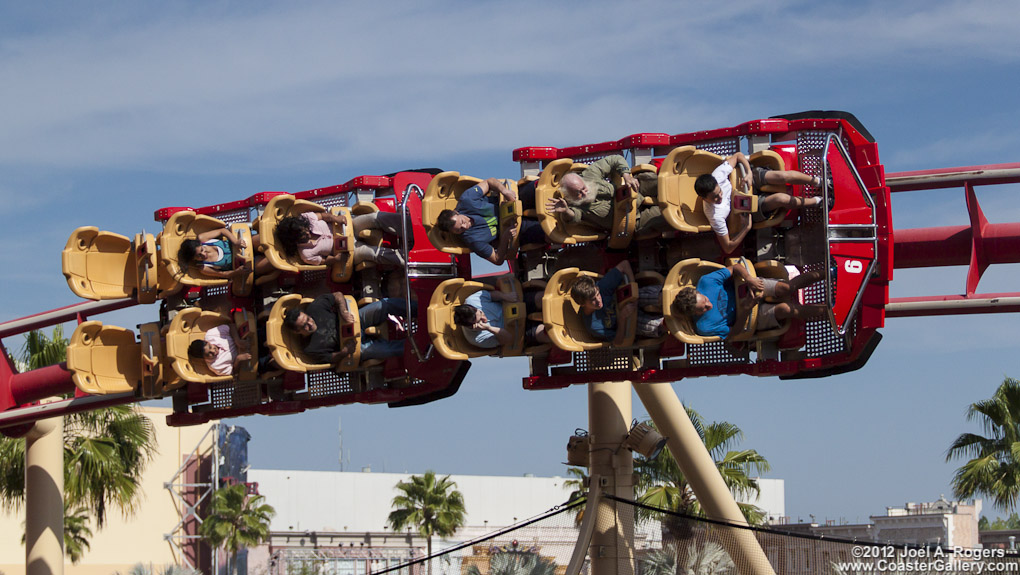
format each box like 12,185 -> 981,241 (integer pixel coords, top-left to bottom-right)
0,406 -> 215,575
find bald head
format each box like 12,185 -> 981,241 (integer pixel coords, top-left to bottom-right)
560,173 -> 593,207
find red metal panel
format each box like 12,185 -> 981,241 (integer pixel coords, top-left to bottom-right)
618,133 -> 671,147
154,206 -> 194,221
296,184 -> 347,199
247,191 -> 289,206
340,175 -> 392,191
853,142 -> 880,168
392,172 -> 448,264
736,118 -> 790,135
831,242 -> 876,332
513,147 -> 558,161
559,140 -> 622,158
786,119 -> 843,132
669,127 -> 739,146
827,138 -> 873,223
196,198 -> 252,216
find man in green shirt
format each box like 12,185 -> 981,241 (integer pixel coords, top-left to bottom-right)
544,155 -> 667,234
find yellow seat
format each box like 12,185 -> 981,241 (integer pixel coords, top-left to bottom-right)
518,175 -> 539,218
256,194 -> 355,282
658,146 -> 738,233
662,258 -> 758,345
159,211 -> 256,296
521,279 -> 550,356
351,201 -> 383,245
535,159 -> 608,245
748,150 -> 787,229
67,321 -> 142,395
62,227 -> 160,302
165,307 -> 259,383
137,322 -> 181,398
132,232 -> 161,304
427,275 -> 526,360
753,260 -> 793,339
542,267 -> 636,351
635,271 -> 667,347
266,294 -> 362,372
422,172 -> 522,254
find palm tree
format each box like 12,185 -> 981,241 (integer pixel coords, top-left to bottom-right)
946,377 -> 1020,511
19,501 -> 93,564
466,551 -> 557,575
642,542 -> 735,575
0,325 -> 159,562
563,467 -> 588,526
199,483 -> 275,575
386,471 -> 466,575
634,410 -> 769,546
62,502 -> 93,563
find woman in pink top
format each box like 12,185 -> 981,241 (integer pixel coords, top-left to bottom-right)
275,211 -> 410,267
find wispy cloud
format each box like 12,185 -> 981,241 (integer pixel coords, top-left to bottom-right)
1,0 -> 1017,173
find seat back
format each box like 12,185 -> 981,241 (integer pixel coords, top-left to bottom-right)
62,227 -> 137,300
749,150 -> 788,229
257,195 -> 354,280
635,271 -> 667,348
607,170 -> 642,249
658,146 -> 736,233
422,171 -> 468,254
351,201 -> 383,245
67,321 -> 142,395
427,276 -> 526,360
726,257 -> 759,342
427,279 -> 493,360
132,233 -> 160,304
423,173 -> 522,255
753,260 -> 793,339
535,159 -> 607,245
138,322 -> 179,398
160,211 -> 233,287
266,294 -> 330,372
257,194 -> 327,272
542,267 -> 635,351
166,308 -> 234,383
663,259 -> 725,344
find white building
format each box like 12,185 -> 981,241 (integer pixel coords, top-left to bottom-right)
249,469 -> 786,535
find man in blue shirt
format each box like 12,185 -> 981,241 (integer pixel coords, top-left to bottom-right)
453,287 -> 548,349
569,259 -> 637,345
435,178 -> 545,265
673,265 -> 827,341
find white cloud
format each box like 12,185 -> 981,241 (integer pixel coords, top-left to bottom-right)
1,0 -> 1017,173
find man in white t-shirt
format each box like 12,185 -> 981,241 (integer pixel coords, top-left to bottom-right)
694,152 -> 824,253
188,323 -> 251,376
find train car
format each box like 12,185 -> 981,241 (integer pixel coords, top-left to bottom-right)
18,111 -> 890,428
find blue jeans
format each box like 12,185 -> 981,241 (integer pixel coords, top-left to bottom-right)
358,298 -> 417,360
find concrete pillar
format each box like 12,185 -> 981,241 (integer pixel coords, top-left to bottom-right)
25,416 -> 64,575
588,381 -> 634,575
633,382 -> 775,575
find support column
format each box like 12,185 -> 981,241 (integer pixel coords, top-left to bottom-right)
26,416 -> 64,575
633,382 -> 775,575
588,381 -> 634,575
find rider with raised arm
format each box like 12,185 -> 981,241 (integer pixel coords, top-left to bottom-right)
694,152 -> 824,254
674,264 -> 828,341
435,178 -> 544,265
545,155 -> 665,233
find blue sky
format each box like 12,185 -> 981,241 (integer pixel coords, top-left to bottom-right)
2,0 -> 1020,524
